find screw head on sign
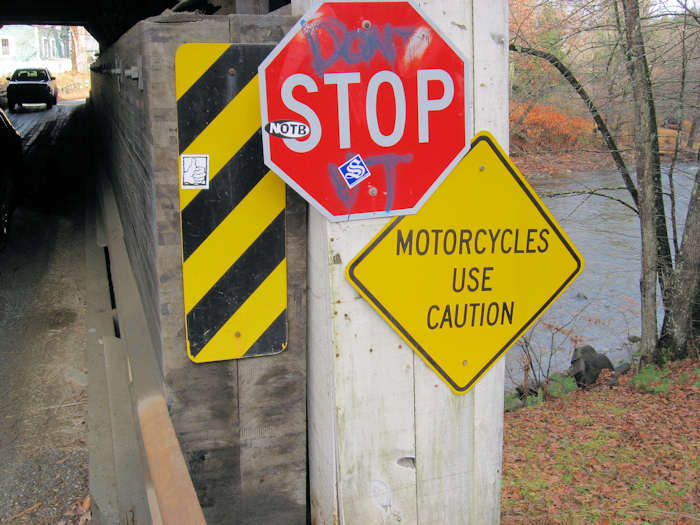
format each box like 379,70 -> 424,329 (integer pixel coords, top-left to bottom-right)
228,68 -> 236,76
362,20 -> 372,29
369,186 -> 378,196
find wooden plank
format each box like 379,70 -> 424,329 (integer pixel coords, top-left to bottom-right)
85,197 -> 120,524
102,336 -> 151,523
307,210 -> 341,525
166,360 -> 241,522
332,219 -> 417,525
309,213 -> 418,524
238,189 -> 308,525
470,1 -> 509,523
137,395 -> 206,525
412,3 -> 477,523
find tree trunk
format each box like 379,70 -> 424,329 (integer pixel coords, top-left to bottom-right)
663,168 -> 700,357
619,0 -> 660,363
688,115 -> 699,150
69,27 -> 80,73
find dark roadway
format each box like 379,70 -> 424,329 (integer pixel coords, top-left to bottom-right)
0,100 -> 91,523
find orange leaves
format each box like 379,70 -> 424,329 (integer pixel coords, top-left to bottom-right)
510,102 -> 592,152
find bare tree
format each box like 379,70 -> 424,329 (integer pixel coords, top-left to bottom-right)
509,0 -> 700,362
69,27 -> 81,73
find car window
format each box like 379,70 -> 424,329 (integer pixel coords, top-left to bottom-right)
11,69 -> 48,81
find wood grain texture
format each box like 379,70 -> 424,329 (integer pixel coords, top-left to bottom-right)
238,189 -> 308,525
332,219 -> 417,525
412,2 -> 477,524
309,214 -> 419,525
307,209 -> 340,525
471,1 -> 509,523
85,199 -> 120,524
306,1 -> 509,523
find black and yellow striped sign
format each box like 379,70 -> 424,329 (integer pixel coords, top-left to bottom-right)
176,43 -> 287,363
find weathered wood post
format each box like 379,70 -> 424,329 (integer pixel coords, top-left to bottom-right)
292,0 -> 509,522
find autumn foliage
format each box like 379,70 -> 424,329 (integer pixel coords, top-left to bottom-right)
510,102 -> 592,153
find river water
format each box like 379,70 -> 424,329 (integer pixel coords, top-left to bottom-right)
503,161 -> 697,390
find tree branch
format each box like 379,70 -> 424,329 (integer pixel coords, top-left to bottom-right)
509,41 -> 639,207
676,0 -> 700,26
542,188 -> 639,215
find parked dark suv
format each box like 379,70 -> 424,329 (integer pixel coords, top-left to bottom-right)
0,107 -> 22,249
6,67 -> 58,112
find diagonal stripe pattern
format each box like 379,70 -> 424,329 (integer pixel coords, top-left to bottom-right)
176,43 -> 287,363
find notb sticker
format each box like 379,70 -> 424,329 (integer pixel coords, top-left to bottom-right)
338,154 -> 371,189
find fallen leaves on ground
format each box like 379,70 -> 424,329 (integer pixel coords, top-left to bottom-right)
56,494 -> 91,524
5,503 -> 42,523
502,358 -> 700,524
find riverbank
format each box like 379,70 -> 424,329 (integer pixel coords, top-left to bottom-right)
512,148 -> 698,180
513,150 -> 616,178
501,357 -> 700,523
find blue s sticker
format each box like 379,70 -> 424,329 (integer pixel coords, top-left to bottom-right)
338,154 -> 371,189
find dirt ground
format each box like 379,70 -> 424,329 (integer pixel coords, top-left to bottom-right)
0,102 -> 91,524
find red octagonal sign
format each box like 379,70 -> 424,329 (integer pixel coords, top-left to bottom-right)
259,0 -> 468,221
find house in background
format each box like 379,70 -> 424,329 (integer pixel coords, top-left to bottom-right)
0,25 -> 98,77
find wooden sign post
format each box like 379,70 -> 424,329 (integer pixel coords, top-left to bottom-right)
293,0 -> 509,522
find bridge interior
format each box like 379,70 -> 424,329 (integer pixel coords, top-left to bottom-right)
0,1 -> 303,522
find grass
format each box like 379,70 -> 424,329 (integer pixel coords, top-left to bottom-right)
502,358 -> 700,524
547,374 -> 577,398
631,363 -> 672,393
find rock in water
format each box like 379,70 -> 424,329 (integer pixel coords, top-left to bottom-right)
614,362 -> 631,375
570,345 -> 614,387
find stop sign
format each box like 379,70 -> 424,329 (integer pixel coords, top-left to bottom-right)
259,1 -> 468,221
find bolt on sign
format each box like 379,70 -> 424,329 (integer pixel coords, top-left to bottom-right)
346,132 -> 584,394
258,0 -> 468,221
176,43 -> 288,363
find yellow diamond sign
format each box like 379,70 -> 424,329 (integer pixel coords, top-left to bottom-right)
346,132 -> 584,394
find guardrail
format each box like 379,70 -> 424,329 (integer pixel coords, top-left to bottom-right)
86,174 -> 205,524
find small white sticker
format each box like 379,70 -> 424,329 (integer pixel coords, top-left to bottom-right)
181,154 -> 210,189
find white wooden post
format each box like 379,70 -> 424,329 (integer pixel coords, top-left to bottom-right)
295,0 -> 509,522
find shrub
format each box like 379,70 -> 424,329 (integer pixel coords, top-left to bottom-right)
510,102 -> 591,152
